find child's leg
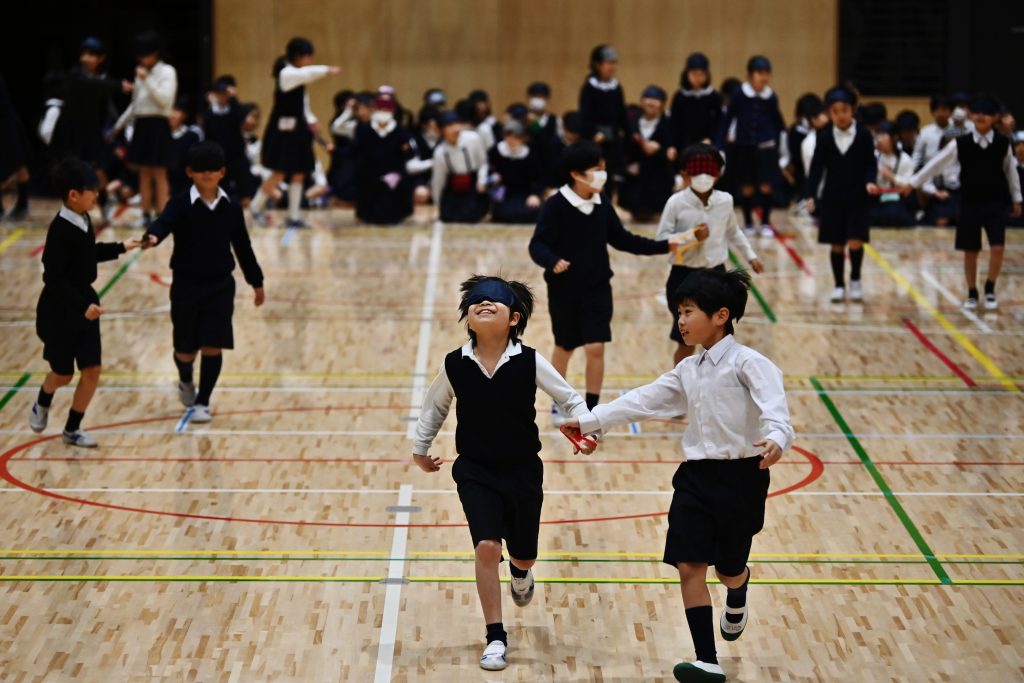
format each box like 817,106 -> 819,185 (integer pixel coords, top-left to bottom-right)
138,167 -> 153,214
66,365 -> 101,433
195,347 -> 223,407
986,245 -> 1005,287
847,239 -> 864,282
251,172 -> 284,214
677,562 -> 717,664
829,244 -> 845,287
739,185 -> 755,226
673,343 -> 696,366
583,342 -> 605,409
153,167 -> 169,212
287,172 -> 305,223
474,540 -> 505,640
14,167 -> 29,215
758,182 -> 773,227
550,345 -> 573,377
963,250 -> 980,293
715,565 -> 751,623
40,371 -> 74,397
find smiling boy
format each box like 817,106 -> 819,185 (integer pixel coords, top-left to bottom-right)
411,275 -> 596,671
565,268 -> 793,683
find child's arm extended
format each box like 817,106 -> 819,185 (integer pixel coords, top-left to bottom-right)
607,207 -> 671,256
723,202 -> 763,273
411,365 -> 456,472
144,196 -> 183,246
535,353 -> 592,422
573,367 -> 687,436
737,355 -> 794,468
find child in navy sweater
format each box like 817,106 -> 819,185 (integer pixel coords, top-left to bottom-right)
806,86 -> 879,304
144,142 -> 265,425
529,141 -> 678,422
669,53 -> 722,150
412,275 -> 595,671
620,85 -> 677,222
579,45 -> 629,196
29,159 -> 144,447
716,56 -> 786,237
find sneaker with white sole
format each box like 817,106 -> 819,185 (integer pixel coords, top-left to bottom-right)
63,429 -> 98,448
510,568 -> 535,607
550,402 -> 567,428
830,286 -> 846,303
178,381 -> 196,407
963,296 -> 978,310
984,292 -> 998,310
759,224 -> 774,238
742,225 -> 756,238
849,280 -> 863,303
190,404 -> 212,423
673,660 -> 725,682
720,604 -> 749,641
479,640 -> 507,671
28,403 -> 49,433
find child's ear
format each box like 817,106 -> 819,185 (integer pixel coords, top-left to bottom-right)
185,168 -> 194,179
715,307 -> 731,326
509,311 -> 521,328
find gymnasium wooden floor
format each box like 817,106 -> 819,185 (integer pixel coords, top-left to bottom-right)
0,200 -> 1021,682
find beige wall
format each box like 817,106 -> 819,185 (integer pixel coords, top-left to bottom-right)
215,0 -> 839,155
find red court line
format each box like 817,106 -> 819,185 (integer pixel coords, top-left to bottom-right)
901,317 -> 977,388
767,225 -> 813,276
0,411 -> 824,528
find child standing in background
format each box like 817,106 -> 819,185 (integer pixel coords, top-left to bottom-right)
620,85 -> 677,222
579,45 -> 628,197
668,53 -> 722,150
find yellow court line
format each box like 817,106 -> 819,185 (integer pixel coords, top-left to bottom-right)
0,228 -> 26,254
865,245 -> 1019,393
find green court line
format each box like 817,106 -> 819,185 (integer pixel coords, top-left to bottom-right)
728,250 -> 776,322
0,373 -> 31,412
810,376 -> 952,585
97,249 -> 141,300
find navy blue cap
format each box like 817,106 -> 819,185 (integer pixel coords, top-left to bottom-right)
80,36 -> 105,54
212,75 -> 236,92
438,111 -> 460,127
527,81 -> 551,97
641,85 -> 667,101
685,52 -> 709,71
134,30 -> 159,56
506,103 -> 528,120
747,55 -> 771,73
875,120 -> 894,135
824,85 -> 855,106
895,110 -> 920,130
969,93 -> 999,116
465,279 -> 515,309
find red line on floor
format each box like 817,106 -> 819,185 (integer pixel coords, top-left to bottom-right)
901,317 -> 977,388
767,226 -> 813,276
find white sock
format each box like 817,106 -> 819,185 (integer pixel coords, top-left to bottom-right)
288,183 -> 303,222
250,189 -> 267,214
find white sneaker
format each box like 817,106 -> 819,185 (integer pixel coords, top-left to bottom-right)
550,402 -> 567,428
743,225 -> 756,237
190,404 -> 212,423
510,568 -> 535,607
28,403 -> 49,433
720,604 -> 749,641
178,381 -> 196,407
830,286 -> 846,303
849,280 -> 863,303
63,429 -> 98,448
479,640 -> 507,671
672,660 -> 725,682
984,293 -> 998,310
963,296 -> 978,310
759,224 -> 774,238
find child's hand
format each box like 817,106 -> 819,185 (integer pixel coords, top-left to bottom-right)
84,304 -> 104,321
749,258 -> 765,274
666,147 -> 678,162
562,417 -> 581,431
694,224 -> 710,241
412,453 -> 443,472
754,439 -> 782,469
254,287 -> 265,307
135,66 -> 149,80
122,238 -> 143,251
121,80 -> 134,94
144,234 -> 159,248
552,259 -> 571,274
1012,203 -> 1022,218
526,194 -> 541,209
805,198 -> 815,213
933,189 -> 950,200
593,132 -> 606,144
328,66 -> 343,75
865,182 -> 880,195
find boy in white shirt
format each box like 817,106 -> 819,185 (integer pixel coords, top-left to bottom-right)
566,267 -> 794,683
657,143 -> 763,365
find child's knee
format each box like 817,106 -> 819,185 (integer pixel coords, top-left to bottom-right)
758,183 -> 772,195
584,343 -> 604,360
475,540 -> 503,564
80,365 -> 102,380
200,347 -> 223,356
510,557 -> 536,570
740,185 -> 755,197
677,561 -> 708,582
53,373 -> 74,387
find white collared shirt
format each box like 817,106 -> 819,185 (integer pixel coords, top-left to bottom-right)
910,130 -> 1023,202
412,340 -> 594,454
58,205 -> 89,232
373,119 -> 398,138
740,82 -> 774,100
497,140 -> 530,159
559,184 -> 602,215
114,60 -> 178,131
832,121 -> 857,154
278,64 -> 331,125
656,188 -> 757,267
638,116 -> 660,140
577,335 -> 794,461
431,129 -> 490,206
588,76 -> 620,92
189,184 -> 229,211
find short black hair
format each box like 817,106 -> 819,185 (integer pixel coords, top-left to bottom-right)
458,275 -> 535,343
795,93 -> 824,120
930,94 -> 952,111
561,141 -> 603,181
672,268 -> 751,336
52,157 -> 99,201
286,37 -> 314,61
186,141 -> 226,172
562,111 -> 582,134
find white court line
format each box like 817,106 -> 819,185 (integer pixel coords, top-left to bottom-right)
920,270 -> 994,333
406,221 -> 444,440
374,484 -> 412,683
0,486 -> 1019,498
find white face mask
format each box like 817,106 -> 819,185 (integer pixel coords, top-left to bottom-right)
690,173 -> 716,193
372,111 -> 394,127
952,106 -> 967,122
587,169 -> 607,192
529,97 -> 547,112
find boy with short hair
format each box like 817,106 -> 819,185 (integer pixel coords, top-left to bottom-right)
411,275 -> 596,671
906,93 -> 1022,309
144,141 -> 265,424
29,158 -> 144,447
529,141 -> 677,424
566,268 -> 794,683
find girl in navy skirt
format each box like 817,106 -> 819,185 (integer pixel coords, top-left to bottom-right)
114,31 -> 177,226
249,38 -> 341,228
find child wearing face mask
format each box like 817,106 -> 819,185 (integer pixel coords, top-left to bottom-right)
489,120 -> 543,223
620,85 -> 677,222
657,144 -> 763,366
352,97 -> 414,225
529,141 -> 679,423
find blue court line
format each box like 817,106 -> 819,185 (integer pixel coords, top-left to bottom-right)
175,408 -> 194,434
281,228 -> 297,246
